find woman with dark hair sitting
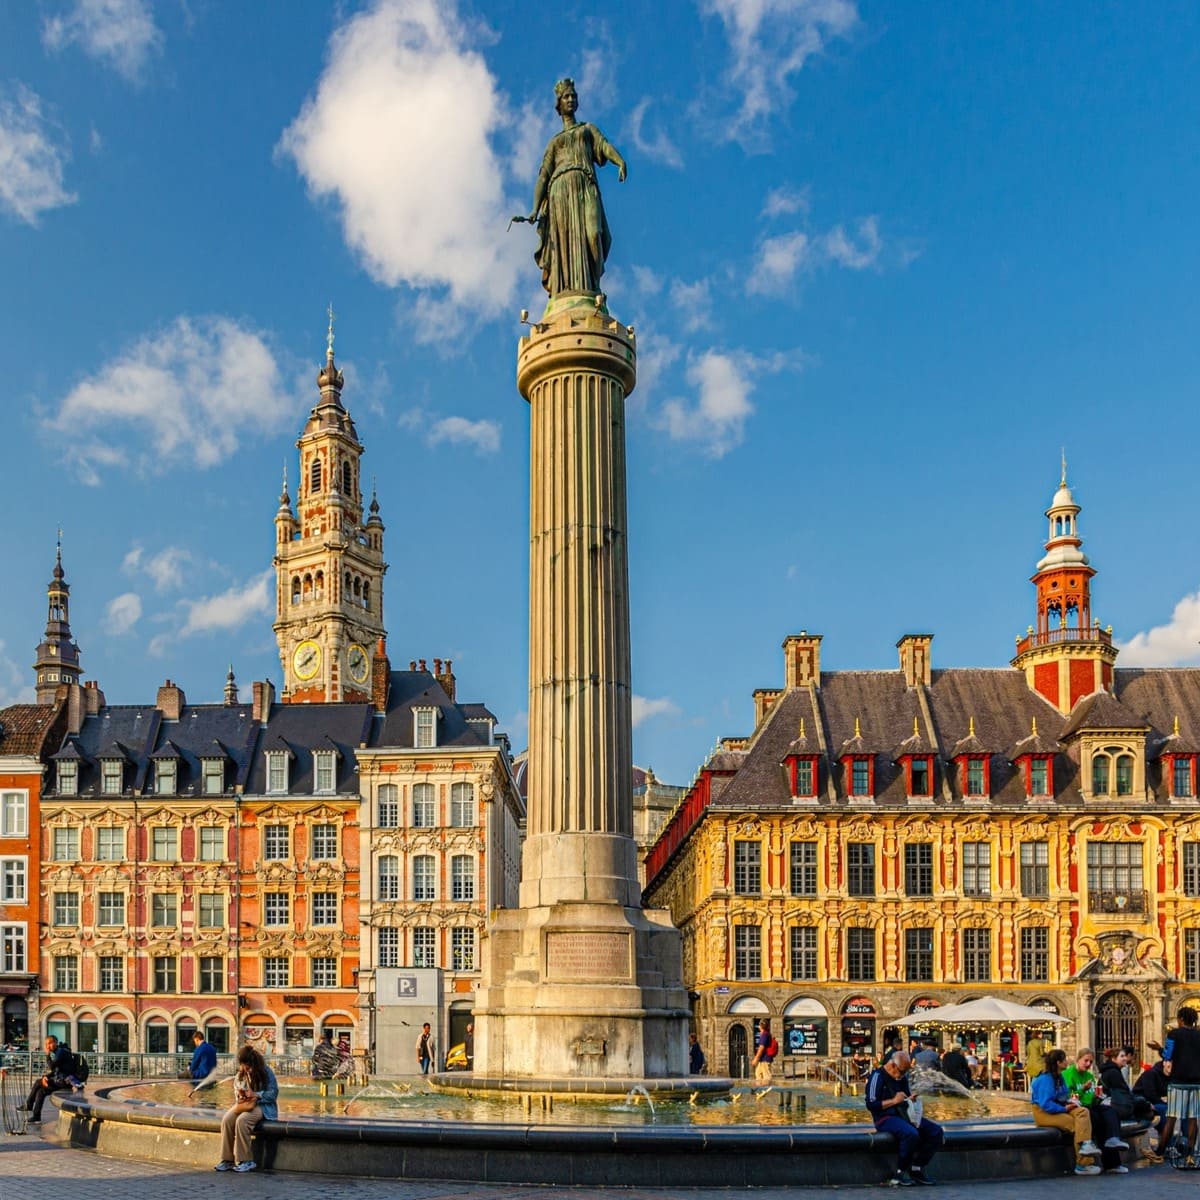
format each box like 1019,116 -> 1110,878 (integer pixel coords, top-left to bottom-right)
214,1045 -> 279,1174
1031,1048 -> 1102,1175
1063,1047 -> 1129,1174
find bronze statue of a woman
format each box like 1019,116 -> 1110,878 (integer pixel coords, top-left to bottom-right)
529,79 -> 627,298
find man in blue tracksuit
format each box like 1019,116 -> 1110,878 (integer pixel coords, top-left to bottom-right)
866,1050 -> 945,1186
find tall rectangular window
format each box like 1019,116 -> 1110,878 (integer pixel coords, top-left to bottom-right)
53,892 -> 79,926
97,892 -> 125,926
197,894 -> 224,928
1030,758 -> 1049,796
451,855 -> 474,901
450,782 -> 475,827
1,859 -> 26,903
199,826 -> 224,861
264,892 -> 289,926
153,956 -> 177,993
452,927 -> 476,971
1176,759 -> 1195,799
966,759 -> 986,797
263,825 -> 289,860
96,827 -> 124,861
377,928 -> 399,968
789,842 -> 818,896
905,843 -> 934,896
962,843 -> 991,897
847,927 -> 876,981
734,924 -> 761,980
313,751 -> 336,793
1187,930 -> 1200,982
963,928 -> 991,982
99,956 -> 124,991
202,760 -> 224,795
794,759 -> 815,797
263,957 -> 289,988
847,843 -> 875,896
1185,843 -> 1200,897
101,760 -> 123,794
266,752 -> 288,794
311,892 -> 337,926
378,855 -> 399,901
0,925 -> 24,974
850,759 -> 871,797
199,956 -> 224,993
1020,926 -> 1049,982
415,709 -> 436,749
311,957 -> 337,987
413,856 -> 436,901
905,927 -> 934,981
1020,841 -> 1050,897
378,784 -> 399,828
150,827 -> 177,862
53,827 -> 79,861
311,823 -> 337,860
57,762 -> 78,796
790,926 -> 818,980
910,758 -> 930,796
151,893 -> 177,928
413,926 -> 436,967
412,784 -> 436,827
2,791 -> 28,835
154,758 -> 176,795
54,954 -> 79,991
733,841 -> 762,894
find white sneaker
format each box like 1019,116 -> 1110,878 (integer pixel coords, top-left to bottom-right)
1075,1165 -> 1101,1176
1079,1141 -> 1102,1156
1104,1138 -> 1130,1150
1107,1165 -> 1130,1174
233,1161 -> 257,1173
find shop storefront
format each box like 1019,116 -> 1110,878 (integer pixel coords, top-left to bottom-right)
840,997 -> 876,1056
783,997 -> 828,1057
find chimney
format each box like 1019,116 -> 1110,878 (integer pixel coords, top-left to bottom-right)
409,660 -> 417,671
66,682 -> 86,734
783,632 -> 822,688
372,638 -> 390,713
436,658 -> 456,702
897,634 -> 933,688
84,679 -> 106,714
156,679 -> 185,720
418,658 -> 427,673
252,679 -> 275,724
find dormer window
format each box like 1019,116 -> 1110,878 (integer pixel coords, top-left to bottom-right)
793,758 -> 817,797
1029,758 -> 1051,797
414,707 -> 437,749
960,756 -> 989,799
1171,756 -> 1196,799
58,761 -> 77,796
101,760 -> 123,795
266,751 -> 289,794
847,757 -> 872,798
907,756 -> 933,797
201,759 -> 224,796
313,750 -> 336,794
1092,746 -> 1135,797
155,759 -> 177,795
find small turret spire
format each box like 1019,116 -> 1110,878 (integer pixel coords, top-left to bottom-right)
224,664 -> 238,706
1060,447 -> 1067,487
327,301 -> 336,361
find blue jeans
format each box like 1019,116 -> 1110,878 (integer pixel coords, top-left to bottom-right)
874,1115 -> 945,1171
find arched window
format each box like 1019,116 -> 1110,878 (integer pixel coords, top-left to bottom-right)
450,782 -> 474,827
314,570 -> 324,600
310,458 -> 322,493
377,855 -> 399,901
291,577 -> 301,605
412,783 -> 436,827
1055,517 -> 1064,536
353,577 -> 362,601
342,462 -> 352,495
451,855 -> 474,901
302,574 -> 313,598
362,581 -> 370,611
1092,754 -> 1110,795
413,855 -> 436,901
1115,754 -> 1134,796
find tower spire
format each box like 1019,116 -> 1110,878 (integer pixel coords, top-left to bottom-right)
33,533 -> 83,704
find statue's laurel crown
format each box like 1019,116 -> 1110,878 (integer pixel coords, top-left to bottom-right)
554,78 -> 576,99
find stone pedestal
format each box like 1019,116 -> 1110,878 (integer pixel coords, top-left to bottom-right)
473,295 -> 689,1083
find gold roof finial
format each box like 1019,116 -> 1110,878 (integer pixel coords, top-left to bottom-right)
1060,447 -> 1067,486
1175,715 -> 1181,737
913,717 -> 919,738
326,302 -> 336,359
799,718 -> 806,738
854,716 -> 862,738
1031,716 -> 1038,736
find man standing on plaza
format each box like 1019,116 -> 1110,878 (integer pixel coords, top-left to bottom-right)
416,1023 -> 434,1075
1159,1005 -> 1200,1163
866,1050 -> 945,1186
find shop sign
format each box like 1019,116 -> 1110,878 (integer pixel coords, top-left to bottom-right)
785,1020 -> 827,1056
283,995 -> 316,1006
910,997 -> 941,1012
843,997 -> 876,1015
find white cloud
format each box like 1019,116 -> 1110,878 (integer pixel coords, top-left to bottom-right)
823,215 -> 882,269
279,0 -> 527,330
670,278 -> 714,332
628,97 -> 683,169
45,316 -> 298,483
631,265 -> 664,295
0,640 -> 35,706
177,569 -> 274,639
42,0 -> 163,83
427,415 -> 501,454
628,326 -> 681,416
762,183 -> 810,219
655,350 -> 757,457
748,230 -> 811,295
104,591 -> 142,635
0,85 -> 76,225
702,0 -> 858,144
578,21 -> 619,112
1118,590 -> 1200,667
123,544 -> 191,592
632,694 -> 681,727
748,216 -> 883,294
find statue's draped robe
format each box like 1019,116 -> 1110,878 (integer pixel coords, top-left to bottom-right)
534,123 -> 617,296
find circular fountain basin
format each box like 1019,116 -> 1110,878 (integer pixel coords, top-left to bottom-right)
52,1079 -> 1145,1187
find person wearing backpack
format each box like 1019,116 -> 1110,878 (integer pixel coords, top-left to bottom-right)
24,1035 -> 74,1120
752,1019 -> 778,1083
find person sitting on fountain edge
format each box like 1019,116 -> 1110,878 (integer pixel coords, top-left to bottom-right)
190,1031 -> 218,1083
866,1050 -> 944,1186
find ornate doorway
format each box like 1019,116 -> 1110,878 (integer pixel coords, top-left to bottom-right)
728,1023 -> 749,1078
1094,990 -> 1140,1054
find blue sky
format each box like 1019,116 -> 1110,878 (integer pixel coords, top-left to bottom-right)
2,1 -> 1199,787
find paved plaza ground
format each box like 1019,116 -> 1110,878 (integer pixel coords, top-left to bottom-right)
0,1119 -> 1191,1200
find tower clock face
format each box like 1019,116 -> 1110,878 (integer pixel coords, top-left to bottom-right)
293,640 -> 322,681
347,643 -> 370,684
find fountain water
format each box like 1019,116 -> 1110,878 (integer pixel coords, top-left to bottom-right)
624,1085 -> 656,1117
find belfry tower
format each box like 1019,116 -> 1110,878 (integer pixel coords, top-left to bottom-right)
33,539 -> 82,704
273,312 -> 387,703
1012,461 -> 1117,712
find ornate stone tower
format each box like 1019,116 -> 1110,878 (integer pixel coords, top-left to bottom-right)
33,540 -> 82,704
473,296 -> 689,1083
1012,462 -> 1117,712
273,315 -> 387,703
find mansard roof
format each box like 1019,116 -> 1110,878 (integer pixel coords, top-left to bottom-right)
245,703 -> 372,795
1060,689 -> 1150,738
368,669 -> 496,750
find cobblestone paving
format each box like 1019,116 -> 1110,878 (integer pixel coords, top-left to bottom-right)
0,1120 -> 1191,1200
